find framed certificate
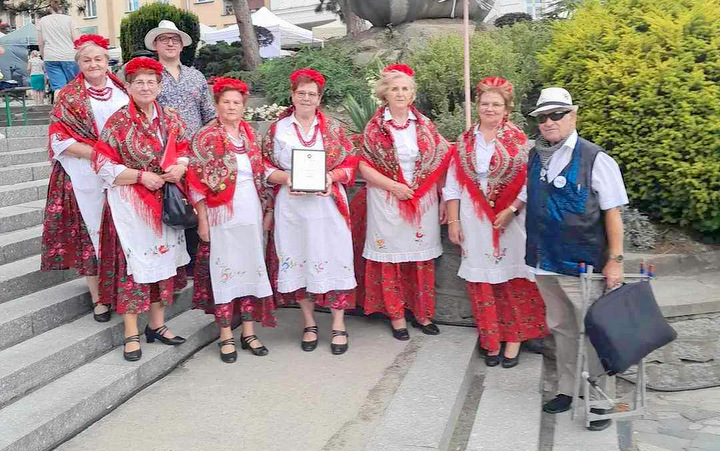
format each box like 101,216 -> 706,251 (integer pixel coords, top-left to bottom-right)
291,148 -> 326,192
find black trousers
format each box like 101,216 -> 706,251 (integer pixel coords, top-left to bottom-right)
185,226 -> 199,272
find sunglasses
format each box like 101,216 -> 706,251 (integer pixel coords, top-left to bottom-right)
537,110 -> 572,124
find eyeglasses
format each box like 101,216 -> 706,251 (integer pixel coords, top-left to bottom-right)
294,91 -> 319,99
479,102 -> 505,110
156,35 -> 182,44
131,80 -> 159,89
537,110 -> 572,124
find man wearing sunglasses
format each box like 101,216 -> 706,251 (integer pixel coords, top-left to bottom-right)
525,87 -> 628,431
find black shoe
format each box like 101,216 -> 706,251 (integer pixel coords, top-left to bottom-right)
543,394 -> 573,414
241,334 -> 269,357
145,324 -> 186,345
218,338 -> 237,363
485,353 -> 501,367
502,352 -> 520,369
301,325 -> 318,352
391,324 -> 410,341
588,408 -> 613,431
92,303 -> 112,323
330,330 -> 349,355
411,320 -> 440,335
123,335 -> 142,362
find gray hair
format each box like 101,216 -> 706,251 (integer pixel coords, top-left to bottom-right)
374,71 -> 417,105
74,42 -> 110,62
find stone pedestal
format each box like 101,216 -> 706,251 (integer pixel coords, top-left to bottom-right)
349,0 -> 493,27
434,225 -> 475,326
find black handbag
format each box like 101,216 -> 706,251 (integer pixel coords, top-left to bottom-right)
584,281 -> 677,376
162,182 -> 198,230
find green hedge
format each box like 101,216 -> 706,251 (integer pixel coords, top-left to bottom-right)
119,3 -> 200,67
539,0 -> 720,234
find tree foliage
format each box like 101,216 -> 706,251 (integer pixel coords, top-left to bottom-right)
119,3 -> 200,67
539,0 -> 720,234
494,12 -> 533,28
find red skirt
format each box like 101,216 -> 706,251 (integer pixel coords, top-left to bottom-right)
363,260 -> 436,321
467,278 -> 548,353
41,162 -> 98,276
192,241 -> 277,328
98,204 -> 187,314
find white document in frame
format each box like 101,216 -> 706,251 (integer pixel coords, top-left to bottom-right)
291,148 -> 327,192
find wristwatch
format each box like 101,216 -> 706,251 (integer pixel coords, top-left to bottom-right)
609,254 -> 624,263
508,205 -> 520,216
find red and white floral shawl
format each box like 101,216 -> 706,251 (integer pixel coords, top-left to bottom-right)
47,72 -> 127,159
361,105 -> 452,224
454,120 -> 529,253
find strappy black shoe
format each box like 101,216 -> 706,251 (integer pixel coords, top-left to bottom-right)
218,338 -> 237,363
145,324 -> 186,345
391,324 -> 410,341
92,303 -> 111,323
411,320 -> 440,335
123,335 -> 142,362
301,325 -> 318,352
330,330 -> 349,355
485,353 -> 501,367
241,334 -> 269,357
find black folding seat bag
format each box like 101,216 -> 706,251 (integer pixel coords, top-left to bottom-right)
584,281 -> 677,376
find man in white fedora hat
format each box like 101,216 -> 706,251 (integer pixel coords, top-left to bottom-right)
144,20 -> 216,275
524,87 -> 628,431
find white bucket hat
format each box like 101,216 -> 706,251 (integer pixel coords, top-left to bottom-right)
529,87 -> 579,117
144,20 -> 192,51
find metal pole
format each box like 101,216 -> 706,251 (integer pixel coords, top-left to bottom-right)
463,0 -> 472,128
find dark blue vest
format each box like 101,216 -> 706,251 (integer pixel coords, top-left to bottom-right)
525,137 -> 608,276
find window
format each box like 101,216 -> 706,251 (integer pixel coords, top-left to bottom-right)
78,26 -> 99,35
84,0 -> 97,18
223,0 -> 233,15
127,0 -> 140,12
196,0 -> 214,3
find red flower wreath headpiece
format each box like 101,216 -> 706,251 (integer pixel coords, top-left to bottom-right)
125,57 -> 164,77
211,77 -> 249,95
74,34 -> 110,50
290,68 -> 326,89
383,64 -> 415,77
476,76 -> 513,96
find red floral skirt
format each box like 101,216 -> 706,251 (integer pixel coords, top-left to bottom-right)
467,278 -> 548,353
192,241 -> 276,328
363,260 -> 436,321
40,162 -> 97,276
98,204 -> 187,314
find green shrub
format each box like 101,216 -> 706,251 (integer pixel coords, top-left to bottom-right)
194,42 -> 245,77
256,46 -> 371,106
120,3 -> 200,67
539,0 -> 720,234
494,12 -> 533,28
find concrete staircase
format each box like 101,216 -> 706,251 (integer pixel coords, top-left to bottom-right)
0,125 -> 218,451
0,105 -> 53,127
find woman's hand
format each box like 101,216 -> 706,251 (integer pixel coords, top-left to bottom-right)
438,199 -> 448,224
449,221 -> 464,245
197,219 -> 210,242
317,173 -> 333,197
493,208 -> 515,231
141,171 -> 165,191
263,211 -> 274,231
161,164 -> 187,184
390,181 -> 414,201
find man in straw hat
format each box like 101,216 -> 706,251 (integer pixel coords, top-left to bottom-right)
143,20 -> 216,275
524,87 -> 628,431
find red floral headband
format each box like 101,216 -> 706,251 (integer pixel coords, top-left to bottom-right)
125,57 -> 164,77
476,77 -> 514,96
74,34 -> 110,50
383,64 -> 414,77
290,68 -> 326,89
211,77 -> 249,95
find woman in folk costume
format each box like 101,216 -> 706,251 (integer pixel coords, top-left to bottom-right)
263,69 -> 357,356
41,35 -> 129,323
94,57 -> 191,362
188,78 -> 276,364
357,64 -> 452,340
444,77 -> 547,368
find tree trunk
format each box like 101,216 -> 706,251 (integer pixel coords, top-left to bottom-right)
231,0 -> 261,71
336,0 -> 366,35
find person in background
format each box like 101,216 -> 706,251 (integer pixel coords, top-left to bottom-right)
37,0 -> 79,97
27,50 -> 46,105
143,20 -> 216,275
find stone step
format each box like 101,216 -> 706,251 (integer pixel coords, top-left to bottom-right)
0,200 -> 46,234
1,118 -> 51,127
0,308 -> 215,451
0,162 -> 51,186
467,353 -> 544,451
553,408 -> 619,451
0,278 -> 90,351
0,149 -> 48,167
0,137 -> 47,152
364,327 -> 477,450
0,254 -> 76,305
626,250 -> 720,276
0,284 -> 194,410
0,179 -> 49,208
0,125 -> 49,138
0,225 -> 43,265
651,272 -> 720,318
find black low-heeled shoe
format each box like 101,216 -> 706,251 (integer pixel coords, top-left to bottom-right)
501,353 -> 520,369
330,330 -> 349,355
123,335 -> 142,362
218,338 -> 237,363
485,353 -> 501,367
411,320 -> 440,335
92,303 -> 112,323
301,325 -> 318,352
241,334 -> 269,357
145,324 -> 186,345
391,324 -> 410,341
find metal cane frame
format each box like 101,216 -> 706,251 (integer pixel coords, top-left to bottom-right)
571,264 -> 652,427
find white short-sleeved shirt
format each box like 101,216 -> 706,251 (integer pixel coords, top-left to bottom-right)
37,14 -> 76,61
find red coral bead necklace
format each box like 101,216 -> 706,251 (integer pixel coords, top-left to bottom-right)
293,122 -> 319,147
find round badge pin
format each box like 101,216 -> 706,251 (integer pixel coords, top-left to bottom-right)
553,176 -> 567,189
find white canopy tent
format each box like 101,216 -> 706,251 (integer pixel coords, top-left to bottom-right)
311,19 -> 346,40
